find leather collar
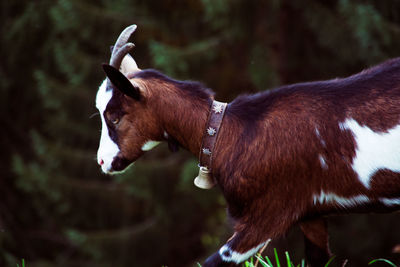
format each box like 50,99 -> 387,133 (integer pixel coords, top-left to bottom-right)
195,100 -> 227,188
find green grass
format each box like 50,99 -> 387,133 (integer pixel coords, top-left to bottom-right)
197,248 -> 398,267
16,259 -> 25,267
244,248 -> 308,267
368,258 -> 397,267
243,250 -> 397,267
17,253 -> 398,267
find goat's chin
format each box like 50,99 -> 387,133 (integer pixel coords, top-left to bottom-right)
107,157 -> 134,174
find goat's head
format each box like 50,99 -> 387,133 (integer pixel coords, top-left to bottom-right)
96,25 -> 162,174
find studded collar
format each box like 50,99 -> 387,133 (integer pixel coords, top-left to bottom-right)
196,100 -> 227,187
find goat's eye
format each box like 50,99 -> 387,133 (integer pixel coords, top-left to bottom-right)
105,111 -> 122,126
111,117 -> 120,125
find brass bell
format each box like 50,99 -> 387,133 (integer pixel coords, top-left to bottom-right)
194,166 -> 215,189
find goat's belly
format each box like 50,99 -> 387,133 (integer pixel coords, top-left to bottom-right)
310,194 -> 400,217
341,200 -> 400,214
312,170 -> 400,215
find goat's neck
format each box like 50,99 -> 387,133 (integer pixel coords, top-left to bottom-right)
153,93 -> 211,156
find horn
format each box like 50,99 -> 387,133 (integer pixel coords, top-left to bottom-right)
109,25 -> 138,72
111,43 -> 135,68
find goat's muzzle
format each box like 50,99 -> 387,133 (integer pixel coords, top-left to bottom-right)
110,156 -> 133,173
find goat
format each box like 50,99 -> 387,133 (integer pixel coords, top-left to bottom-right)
96,25 -> 400,266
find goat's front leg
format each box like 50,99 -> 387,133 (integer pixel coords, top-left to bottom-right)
300,217 -> 332,267
203,229 -> 271,267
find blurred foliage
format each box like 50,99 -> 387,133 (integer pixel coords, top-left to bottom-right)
1,0 -> 400,266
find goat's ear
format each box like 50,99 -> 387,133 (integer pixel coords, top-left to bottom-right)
102,64 -> 141,101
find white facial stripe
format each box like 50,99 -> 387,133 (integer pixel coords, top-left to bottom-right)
141,140 -> 161,151
313,190 -> 370,208
340,118 -> 400,188
96,80 -> 110,111
219,240 -> 270,264
96,79 -> 121,173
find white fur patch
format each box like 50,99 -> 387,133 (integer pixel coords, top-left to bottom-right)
315,127 -> 327,147
313,190 -> 370,208
319,154 -> 328,169
163,131 -> 169,139
380,198 -> 400,206
141,140 -> 161,151
339,118 -> 400,188
219,240 -> 270,264
96,79 -> 120,173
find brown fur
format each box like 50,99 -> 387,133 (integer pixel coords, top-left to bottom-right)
102,58 -> 400,266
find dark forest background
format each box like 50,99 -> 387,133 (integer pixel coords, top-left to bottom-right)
1,0 -> 400,266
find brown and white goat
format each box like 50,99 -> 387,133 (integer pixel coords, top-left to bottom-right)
96,25 -> 400,266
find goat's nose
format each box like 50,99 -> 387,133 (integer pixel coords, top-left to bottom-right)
98,159 -> 104,166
